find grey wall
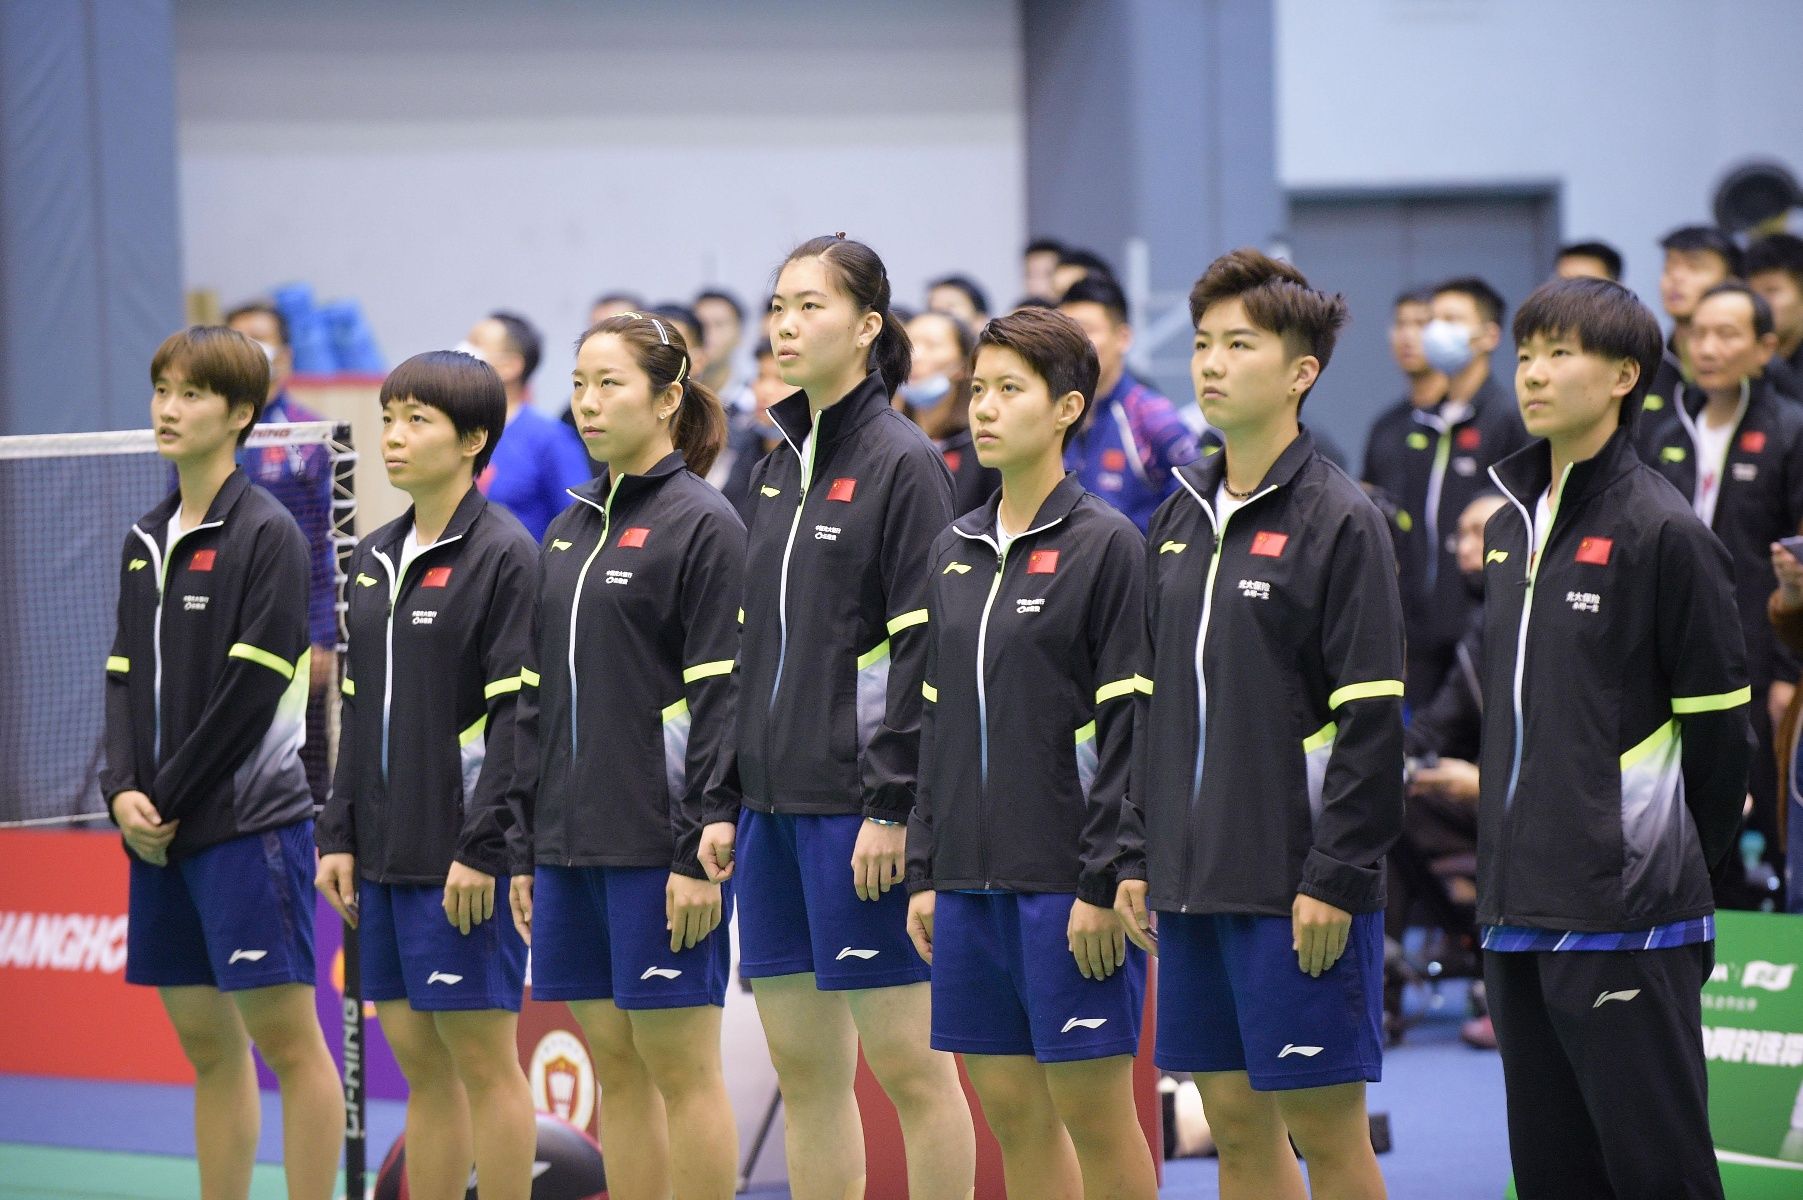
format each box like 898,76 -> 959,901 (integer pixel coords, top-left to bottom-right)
174,0 -> 1025,408
0,0 -> 182,435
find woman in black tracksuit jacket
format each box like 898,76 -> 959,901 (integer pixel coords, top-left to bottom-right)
905,307 -> 1158,1200
732,235 -> 974,1198
507,312 -> 744,1199
316,351 -> 539,1199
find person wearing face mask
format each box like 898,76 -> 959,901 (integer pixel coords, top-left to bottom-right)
898,309 -> 1001,514
460,311 -> 593,541
225,302 -> 338,804
1383,277 -> 1529,708
1635,281 -> 1803,903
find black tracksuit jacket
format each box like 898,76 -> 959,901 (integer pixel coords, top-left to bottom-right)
101,470 -> 314,858
319,488 -> 537,884
1361,376 -> 1529,700
1477,432 -> 1752,930
1117,430 -> 1407,917
512,454 -> 744,878
735,374 -> 954,819
907,475 -> 1145,906
1633,375 -> 1803,691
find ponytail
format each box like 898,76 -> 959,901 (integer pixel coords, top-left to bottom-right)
781,233 -> 912,397
671,377 -> 726,478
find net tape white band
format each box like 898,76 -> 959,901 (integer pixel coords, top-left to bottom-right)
0,421 -> 344,460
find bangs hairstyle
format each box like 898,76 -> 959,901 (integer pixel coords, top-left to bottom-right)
379,350 -> 508,475
577,312 -> 727,478
1188,248 -> 1349,408
778,235 -> 913,395
975,307 -> 1100,450
1512,278 -> 1663,425
150,326 -> 271,446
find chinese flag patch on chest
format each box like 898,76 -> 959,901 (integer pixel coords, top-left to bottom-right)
943,450 -> 962,474
421,566 -> 452,588
1027,549 -> 1059,575
1249,531 -> 1288,558
1740,430 -> 1767,454
618,527 -> 649,549
1457,427 -> 1482,450
827,478 -> 857,503
1101,448 -> 1127,471
1574,537 -> 1612,566
188,549 -> 216,572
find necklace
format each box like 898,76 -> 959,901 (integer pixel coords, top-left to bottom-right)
1222,479 -> 1257,500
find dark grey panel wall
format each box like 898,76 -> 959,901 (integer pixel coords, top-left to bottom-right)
0,0 -> 182,435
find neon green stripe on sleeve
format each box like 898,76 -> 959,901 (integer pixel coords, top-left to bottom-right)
340,677 -> 355,697
1074,720 -> 1096,744
1301,722 -> 1338,754
484,675 -> 523,700
857,640 -> 891,671
1671,687 -> 1752,715
662,698 -> 689,723
886,609 -> 929,636
105,656 -> 130,675
228,642 -> 297,681
1135,675 -> 1154,695
519,667 -> 540,688
1095,677 -> 1140,705
1620,719 -> 1678,769
922,681 -> 938,703
459,715 -> 487,747
682,659 -> 735,684
1328,679 -> 1405,710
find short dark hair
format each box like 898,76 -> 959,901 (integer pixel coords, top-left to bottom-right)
379,350 -> 508,474
928,274 -> 990,318
592,290 -> 642,311
694,289 -> 745,322
1512,277 -> 1663,423
1433,276 -> 1507,327
487,311 -> 541,382
1746,233 -> 1803,288
223,301 -> 289,347
1696,280 -> 1776,339
1024,237 -> 1065,257
1556,241 -> 1624,282
975,307 -> 1100,450
150,326 -> 270,446
650,303 -> 702,344
1393,287 -> 1434,310
1011,296 -> 1057,311
1059,273 -> 1131,325
1188,248 -> 1349,408
1056,248 -> 1116,281
1659,225 -> 1744,278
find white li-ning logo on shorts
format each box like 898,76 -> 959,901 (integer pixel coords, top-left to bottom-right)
836,947 -> 879,961
640,967 -> 683,980
1062,1017 -> 1108,1034
1278,1044 -> 1324,1058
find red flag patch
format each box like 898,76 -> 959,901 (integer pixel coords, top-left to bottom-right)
1456,427 -> 1482,450
1574,537 -> 1613,566
1027,549 -> 1060,575
1101,448 -> 1127,471
188,549 -> 216,572
1740,430 -> 1767,454
421,566 -> 452,588
617,527 -> 649,549
1250,531 -> 1289,558
827,478 -> 857,503
943,450 -> 962,474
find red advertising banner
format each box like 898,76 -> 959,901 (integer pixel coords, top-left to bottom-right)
0,828 -> 191,1083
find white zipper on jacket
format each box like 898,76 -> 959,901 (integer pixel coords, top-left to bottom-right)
132,516 -> 225,761
1668,378 -> 1749,528
370,527 -> 466,781
1171,471 -> 1278,912
1411,404 -> 1469,593
768,423 -> 819,705
1491,461 -> 1571,812
563,478 -> 624,757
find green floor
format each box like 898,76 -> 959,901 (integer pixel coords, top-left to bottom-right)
0,1144 -> 315,1200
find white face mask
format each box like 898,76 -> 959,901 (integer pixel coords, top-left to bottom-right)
453,339 -> 489,364
899,373 -> 954,410
1421,319 -> 1475,375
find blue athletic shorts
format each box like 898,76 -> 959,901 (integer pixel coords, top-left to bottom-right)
529,864 -> 732,1009
125,820 -> 317,992
735,810 -> 929,991
1154,910 -> 1383,1091
359,877 -> 527,1012
930,891 -> 1145,1063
